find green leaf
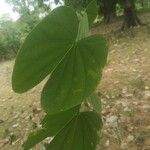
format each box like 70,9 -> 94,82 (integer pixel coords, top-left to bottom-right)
23,128 -> 50,150
88,93 -> 102,113
23,106 -> 79,150
41,105 -> 80,132
86,0 -> 98,26
46,111 -> 103,150
12,6 -> 108,115
41,35 -> 108,114
12,6 -> 79,93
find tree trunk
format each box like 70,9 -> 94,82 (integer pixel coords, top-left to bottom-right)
98,0 -> 117,23
121,0 -> 143,30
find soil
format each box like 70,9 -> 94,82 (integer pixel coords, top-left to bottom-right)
0,13 -> 150,150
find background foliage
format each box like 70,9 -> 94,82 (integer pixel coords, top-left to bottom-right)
0,0 -> 51,60
0,0 -> 150,60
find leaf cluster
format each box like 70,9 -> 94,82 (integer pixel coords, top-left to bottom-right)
12,1 -> 108,149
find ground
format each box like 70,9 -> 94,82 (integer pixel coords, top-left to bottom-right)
0,13 -> 150,150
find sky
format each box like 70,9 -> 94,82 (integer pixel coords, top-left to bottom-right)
0,0 -> 19,21
0,0 -> 63,21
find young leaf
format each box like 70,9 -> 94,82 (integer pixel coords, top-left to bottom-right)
88,93 -> 102,113
76,13 -> 89,41
23,106 -> 79,150
46,111 -> 103,150
41,35 -> 108,114
86,0 -> 98,26
12,6 -> 79,93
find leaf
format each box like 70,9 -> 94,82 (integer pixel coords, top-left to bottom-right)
86,0 -> 98,26
88,93 -> 102,113
23,111 -> 102,150
12,6 -> 108,115
23,106 -> 79,150
23,128 -> 50,150
46,111 -> 103,150
41,35 -> 108,114
76,12 -> 89,41
41,105 -> 80,132
12,6 -> 79,93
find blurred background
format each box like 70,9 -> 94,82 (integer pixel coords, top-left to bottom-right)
0,0 -> 64,60
0,0 -> 150,150
0,0 -> 149,61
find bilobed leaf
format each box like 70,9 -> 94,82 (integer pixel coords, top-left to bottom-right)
12,5 -> 107,150
23,106 -> 79,150
12,6 -> 79,93
86,0 -> 98,26
46,111 -> 103,150
12,6 -> 108,115
88,93 -> 102,113
41,35 -> 108,114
